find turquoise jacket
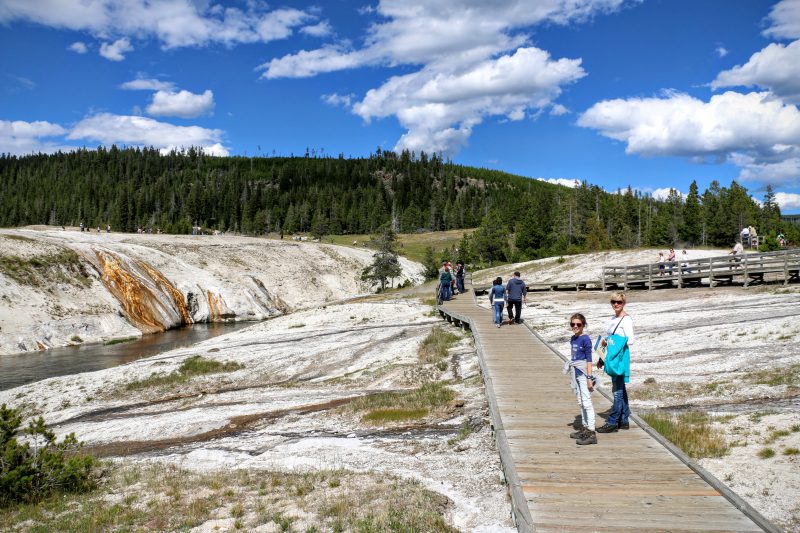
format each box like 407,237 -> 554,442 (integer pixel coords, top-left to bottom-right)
604,334 -> 630,383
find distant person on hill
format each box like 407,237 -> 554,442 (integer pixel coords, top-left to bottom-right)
597,292 -> 634,434
505,271 -> 527,325
455,260 -> 466,294
489,277 -> 506,328
439,266 -> 453,302
657,251 -> 665,275
566,313 -> 596,445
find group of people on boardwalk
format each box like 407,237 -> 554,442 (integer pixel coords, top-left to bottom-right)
438,260 -> 466,302
487,272 -> 634,445
488,271 -> 527,328
657,247 -> 690,275
567,292 -> 634,446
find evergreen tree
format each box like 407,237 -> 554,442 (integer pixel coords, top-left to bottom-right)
680,180 -> 702,245
361,225 -> 403,291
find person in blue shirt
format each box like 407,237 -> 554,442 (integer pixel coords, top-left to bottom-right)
488,277 -> 505,328
504,271 -> 527,325
567,313 -> 597,445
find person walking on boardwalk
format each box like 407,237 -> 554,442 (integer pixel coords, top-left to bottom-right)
455,260 -> 466,295
489,277 -> 506,328
657,251 -> 665,275
566,313 -> 597,445
597,292 -> 634,433
439,266 -> 453,302
505,271 -> 527,325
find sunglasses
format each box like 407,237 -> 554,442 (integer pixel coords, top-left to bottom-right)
610,300 -> 624,305
570,322 -> 583,327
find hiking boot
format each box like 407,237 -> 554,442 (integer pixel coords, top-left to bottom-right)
619,421 -> 630,430
570,428 -> 589,439
577,430 -> 597,445
596,423 -> 618,433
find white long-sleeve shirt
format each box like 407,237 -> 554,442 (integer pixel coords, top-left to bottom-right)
606,315 -> 635,345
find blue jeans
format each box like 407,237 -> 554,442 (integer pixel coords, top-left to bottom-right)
493,301 -> 504,324
457,277 -> 465,293
441,283 -> 451,301
607,375 -> 630,426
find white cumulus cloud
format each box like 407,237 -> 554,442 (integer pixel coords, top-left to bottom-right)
322,93 -> 355,107
712,40 -> 800,103
351,46 -> 585,154
537,177 -> 580,187
578,91 -> 800,158
301,21 -> 332,38
120,77 -> 175,91
68,41 -> 87,54
775,191 -> 800,210
763,0 -> 800,40
259,0 -> 627,154
715,45 -> 728,57
0,119 -> 70,155
99,37 -> 132,61
579,90 -> 800,189
0,1 -> 315,49
146,89 -> 215,118
68,113 -> 227,155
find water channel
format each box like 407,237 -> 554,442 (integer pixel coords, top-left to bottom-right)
0,322 -> 254,391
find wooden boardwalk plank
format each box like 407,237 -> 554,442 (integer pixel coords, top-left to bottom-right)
438,280 -> 771,533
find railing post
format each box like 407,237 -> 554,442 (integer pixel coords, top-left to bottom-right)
743,253 -> 749,288
785,249 -> 789,286
648,263 -> 653,291
623,266 -> 628,291
709,259 -> 714,288
602,267 -> 606,291
677,260 -> 683,288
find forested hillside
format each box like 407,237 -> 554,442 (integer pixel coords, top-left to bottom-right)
0,147 -> 794,262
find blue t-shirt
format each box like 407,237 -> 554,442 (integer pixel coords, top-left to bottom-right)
570,334 -> 592,376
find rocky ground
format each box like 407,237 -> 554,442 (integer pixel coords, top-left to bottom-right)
0,227 -> 424,355
4,239 -> 800,531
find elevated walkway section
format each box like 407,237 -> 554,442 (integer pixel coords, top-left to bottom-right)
437,282 -> 776,532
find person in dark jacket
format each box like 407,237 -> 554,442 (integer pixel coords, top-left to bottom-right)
455,260 -> 466,294
505,271 -> 527,324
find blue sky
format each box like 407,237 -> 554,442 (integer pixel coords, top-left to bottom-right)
2,0 -> 800,213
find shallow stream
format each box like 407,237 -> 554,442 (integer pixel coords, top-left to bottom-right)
0,322 -> 253,391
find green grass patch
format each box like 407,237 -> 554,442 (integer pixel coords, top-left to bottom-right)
765,429 -> 791,444
783,447 -> 800,455
324,228 -> 474,264
640,411 -> 729,458
748,364 -> 800,386
362,408 -> 429,423
350,382 -> 455,424
418,327 -> 460,364
104,336 -> 138,346
0,249 -> 92,288
0,464 -> 457,533
758,447 -> 776,459
125,355 -> 244,391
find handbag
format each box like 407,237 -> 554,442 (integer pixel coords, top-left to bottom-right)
595,317 -> 622,370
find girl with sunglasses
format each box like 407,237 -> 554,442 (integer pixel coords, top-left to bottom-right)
567,313 -> 596,445
597,292 -> 634,433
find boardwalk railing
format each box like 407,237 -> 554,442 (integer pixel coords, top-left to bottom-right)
602,248 -> 800,290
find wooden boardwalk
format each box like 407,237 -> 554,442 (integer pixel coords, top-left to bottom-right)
438,282 -> 775,533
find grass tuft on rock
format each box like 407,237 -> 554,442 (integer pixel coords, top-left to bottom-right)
0,250 -> 92,288
125,355 -> 244,391
640,411 -> 729,458
419,327 -> 459,364
350,382 -> 455,424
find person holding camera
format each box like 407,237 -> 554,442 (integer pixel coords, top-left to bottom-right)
597,292 -> 634,433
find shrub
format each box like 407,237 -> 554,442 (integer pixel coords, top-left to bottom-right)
0,404 -> 97,508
